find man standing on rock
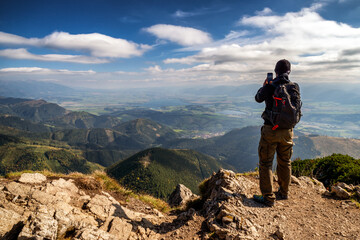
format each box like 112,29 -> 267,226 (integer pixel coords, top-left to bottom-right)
253,59 -> 302,207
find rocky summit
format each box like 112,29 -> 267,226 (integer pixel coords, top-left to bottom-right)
1,171 -> 360,240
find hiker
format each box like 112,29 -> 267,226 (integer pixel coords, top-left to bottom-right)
253,59 -> 301,207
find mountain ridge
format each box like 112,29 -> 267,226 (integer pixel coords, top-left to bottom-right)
107,147 -> 228,199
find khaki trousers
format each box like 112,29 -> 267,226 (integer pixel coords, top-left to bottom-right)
258,125 -> 294,202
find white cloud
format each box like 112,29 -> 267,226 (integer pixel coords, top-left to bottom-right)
2,5 -> 360,87
0,48 -> 108,64
0,31 -> 151,59
164,6 -> 360,83
144,24 -> 212,46
145,65 -> 163,73
255,7 -> 273,16
40,32 -> 151,58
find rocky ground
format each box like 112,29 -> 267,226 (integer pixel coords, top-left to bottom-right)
0,170 -> 359,240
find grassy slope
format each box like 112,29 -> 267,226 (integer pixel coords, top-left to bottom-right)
107,148 -> 223,199
0,134 -> 103,176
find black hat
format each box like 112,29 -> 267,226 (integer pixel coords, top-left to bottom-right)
275,59 -> 291,75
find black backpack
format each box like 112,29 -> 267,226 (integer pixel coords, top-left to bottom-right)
266,82 -> 302,130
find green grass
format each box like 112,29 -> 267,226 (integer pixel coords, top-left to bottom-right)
0,139 -> 103,176
292,154 -> 360,187
236,171 -> 259,177
5,169 -> 84,179
93,171 -> 171,212
107,148 -> 223,200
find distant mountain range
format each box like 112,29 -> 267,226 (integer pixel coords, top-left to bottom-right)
2,80 -> 360,108
108,105 -> 248,135
1,96 -> 360,169
0,80 -> 78,101
164,126 -> 360,172
1,96 -> 360,199
0,97 -> 67,122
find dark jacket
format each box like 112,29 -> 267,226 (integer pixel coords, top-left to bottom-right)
255,73 -> 301,126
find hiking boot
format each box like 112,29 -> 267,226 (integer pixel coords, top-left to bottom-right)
275,191 -> 288,200
253,195 -> 275,207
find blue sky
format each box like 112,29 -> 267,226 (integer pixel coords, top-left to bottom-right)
0,0 -> 360,88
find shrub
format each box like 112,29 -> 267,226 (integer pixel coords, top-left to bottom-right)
292,154 -> 360,187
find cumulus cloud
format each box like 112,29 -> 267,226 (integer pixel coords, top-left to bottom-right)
0,48 -> 108,64
144,24 -> 212,46
164,6 -> 360,83
40,32 -> 151,58
0,31 -> 151,60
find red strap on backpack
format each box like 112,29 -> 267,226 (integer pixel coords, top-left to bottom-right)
273,96 -> 282,107
272,125 -> 279,130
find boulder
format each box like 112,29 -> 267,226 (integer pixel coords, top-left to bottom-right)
355,186 -> 360,197
74,227 -> 115,240
19,212 -> 58,240
86,194 -> 118,221
311,178 -> 326,194
108,217 -> 133,238
168,184 -> 199,207
5,182 -> 32,198
331,185 -> 351,199
336,182 -> 353,192
0,207 -> 23,238
53,202 -> 76,237
50,178 -> 79,194
297,176 -> 326,193
19,173 -> 47,184
290,176 -> 302,186
32,189 -> 58,205
297,176 -> 315,187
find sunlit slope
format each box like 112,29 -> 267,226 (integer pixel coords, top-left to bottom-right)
107,147 -> 225,199
0,134 -> 102,176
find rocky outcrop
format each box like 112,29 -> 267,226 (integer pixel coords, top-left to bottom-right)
1,171 -> 359,240
0,173 -> 164,240
197,169 -> 359,240
200,169 -> 261,239
168,184 -> 199,207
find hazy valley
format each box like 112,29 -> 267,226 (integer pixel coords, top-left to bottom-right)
0,80 -> 360,200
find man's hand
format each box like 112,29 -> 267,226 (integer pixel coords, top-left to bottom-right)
263,79 -> 272,86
